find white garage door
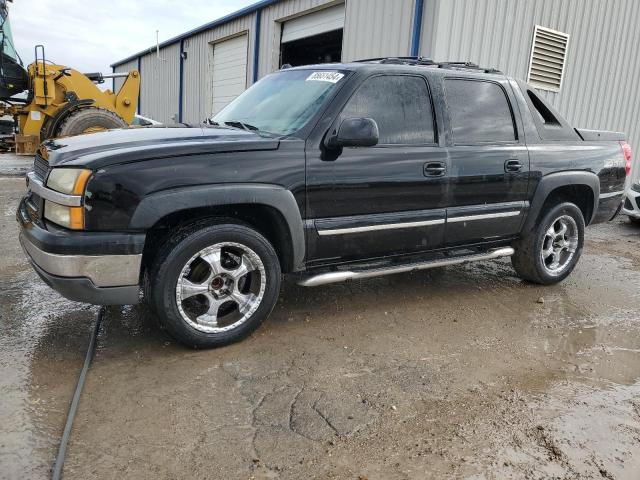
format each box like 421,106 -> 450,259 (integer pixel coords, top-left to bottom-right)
211,34 -> 248,115
281,3 -> 346,43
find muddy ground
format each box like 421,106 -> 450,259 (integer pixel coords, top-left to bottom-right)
1,174 -> 640,480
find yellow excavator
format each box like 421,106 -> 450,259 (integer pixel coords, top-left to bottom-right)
0,0 -> 140,154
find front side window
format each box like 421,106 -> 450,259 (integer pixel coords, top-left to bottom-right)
445,79 -> 517,144
212,69 -> 347,136
339,75 -> 436,145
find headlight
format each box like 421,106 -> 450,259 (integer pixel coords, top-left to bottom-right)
46,168 -> 92,195
43,168 -> 91,229
44,200 -> 85,229
632,183 -> 640,194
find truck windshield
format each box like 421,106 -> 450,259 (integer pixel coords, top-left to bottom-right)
211,69 -> 347,136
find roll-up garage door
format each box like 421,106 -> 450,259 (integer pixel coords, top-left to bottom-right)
211,34 -> 248,115
281,3 -> 346,43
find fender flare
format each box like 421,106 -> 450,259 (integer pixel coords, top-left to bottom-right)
523,171 -> 600,231
130,183 -> 306,270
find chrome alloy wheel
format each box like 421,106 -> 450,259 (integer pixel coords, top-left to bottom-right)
176,242 -> 266,333
540,215 -> 579,276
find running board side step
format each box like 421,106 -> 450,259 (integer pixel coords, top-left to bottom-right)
297,247 -> 515,287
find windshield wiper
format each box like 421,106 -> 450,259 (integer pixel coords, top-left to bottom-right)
223,120 -> 260,132
205,118 -> 278,137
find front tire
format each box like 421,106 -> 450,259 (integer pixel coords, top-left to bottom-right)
512,202 -> 585,285
55,107 -> 128,137
148,222 -> 281,348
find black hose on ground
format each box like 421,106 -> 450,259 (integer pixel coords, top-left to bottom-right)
52,306 -> 105,480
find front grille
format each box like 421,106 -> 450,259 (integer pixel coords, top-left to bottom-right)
33,153 -> 49,181
29,153 -> 48,219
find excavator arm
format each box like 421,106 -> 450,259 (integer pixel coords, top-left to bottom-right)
113,70 -> 140,124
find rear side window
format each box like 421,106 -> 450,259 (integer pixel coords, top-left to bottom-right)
339,75 -> 435,145
445,79 -> 516,144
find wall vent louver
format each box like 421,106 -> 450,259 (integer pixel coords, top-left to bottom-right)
527,25 -> 569,92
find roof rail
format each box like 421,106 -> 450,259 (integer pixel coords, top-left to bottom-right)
355,56 -> 436,65
355,57 -> 502,74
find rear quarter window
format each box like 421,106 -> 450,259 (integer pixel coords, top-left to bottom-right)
445,79 -> 517,144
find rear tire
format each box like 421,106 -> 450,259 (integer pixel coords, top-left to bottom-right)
147,222 -> 281,349
512,202 -> 585,285
55,107 -> 127,137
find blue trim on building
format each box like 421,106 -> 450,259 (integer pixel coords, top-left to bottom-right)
178,39 -> 185,123
411,0 -> 425,57
111,0 -> 279,68
252,9 -> 262,83
137,57 -> 142,115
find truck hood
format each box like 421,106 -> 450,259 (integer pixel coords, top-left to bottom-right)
41,126 -> 281,169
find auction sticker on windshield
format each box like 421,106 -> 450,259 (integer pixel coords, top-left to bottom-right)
306,72 -> 345,83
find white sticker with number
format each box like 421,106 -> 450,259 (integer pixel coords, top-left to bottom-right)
306,72 -> 344,83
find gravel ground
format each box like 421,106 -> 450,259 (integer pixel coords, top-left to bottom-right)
1,175 -> 639,480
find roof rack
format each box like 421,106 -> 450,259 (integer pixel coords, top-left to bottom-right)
354,57 -> 502,74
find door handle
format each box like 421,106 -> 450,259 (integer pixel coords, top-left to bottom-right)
424,162 -> 447,177
504,159 -> 523,173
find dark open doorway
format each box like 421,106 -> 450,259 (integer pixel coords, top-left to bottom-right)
280,29 -> 343,67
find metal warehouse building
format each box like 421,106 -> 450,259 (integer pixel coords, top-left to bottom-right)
112,0 -> 640,151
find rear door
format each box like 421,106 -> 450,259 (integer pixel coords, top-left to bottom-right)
442,77 -> 530,245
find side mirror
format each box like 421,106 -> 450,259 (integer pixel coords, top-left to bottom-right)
325,117 -> 379,150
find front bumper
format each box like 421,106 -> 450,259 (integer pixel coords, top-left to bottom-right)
621,186 -> 640,219
17,197 -> 144,305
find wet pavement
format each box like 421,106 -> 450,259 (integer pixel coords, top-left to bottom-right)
1,175 -> 639,479
0,153 -> 32,177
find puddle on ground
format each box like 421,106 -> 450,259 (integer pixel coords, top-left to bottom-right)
480,380 -> 640,480
0,267 -> 95,478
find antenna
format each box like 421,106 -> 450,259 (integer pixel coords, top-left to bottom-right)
156,30 -> 166,62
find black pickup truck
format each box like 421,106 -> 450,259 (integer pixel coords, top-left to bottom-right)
17,58 -> 630,348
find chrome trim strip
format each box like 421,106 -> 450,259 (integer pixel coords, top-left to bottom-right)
26,171 -> 82,207
298,247 -> 515,287
317,218 -> 445,236
599,190 -> 624,199
19,232 -> 141,287
448,210 -> 521,223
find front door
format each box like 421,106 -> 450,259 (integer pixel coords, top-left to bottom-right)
305,73 -> 448,266
442,78 -> 530,245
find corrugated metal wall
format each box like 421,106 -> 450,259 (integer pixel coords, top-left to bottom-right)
136,43 -> 181,123
421,0 -> 640,154
342,0 -> 414,61
182,13 -> 256,124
